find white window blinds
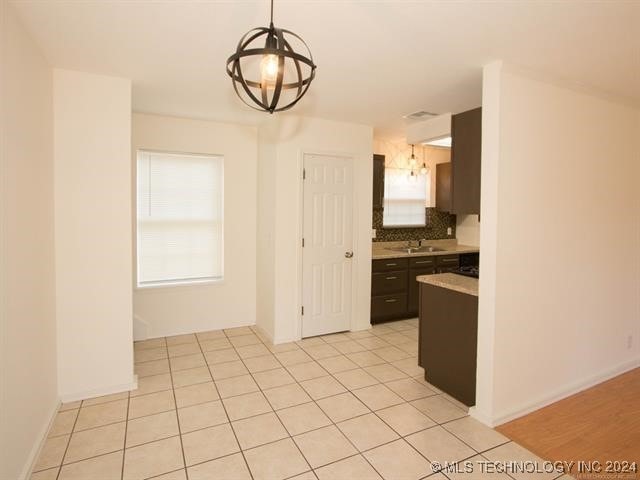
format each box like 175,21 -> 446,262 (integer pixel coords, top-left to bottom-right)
137,150 -> 223,287
382,168 -> 429,227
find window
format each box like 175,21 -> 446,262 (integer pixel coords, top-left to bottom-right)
136,150 -> 223,287
382,168 -> 430,227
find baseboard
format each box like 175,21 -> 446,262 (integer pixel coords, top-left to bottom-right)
20,398 -> 60,480
492,356 -> 640,426
468,406 -> 495,427
273,335 -> 298,345
145,321 -> 257,340
133,314 -> 149,341
252,324 -> 274,344
60,375 -> 138,404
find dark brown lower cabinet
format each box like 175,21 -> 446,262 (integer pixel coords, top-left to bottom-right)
371,254 -> 459,323
408,267 -> 435,316
418,283 -> 478,406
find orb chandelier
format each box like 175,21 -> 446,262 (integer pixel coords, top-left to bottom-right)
226,0 -> 316,113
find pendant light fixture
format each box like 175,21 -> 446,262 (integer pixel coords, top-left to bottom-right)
420,148 -> 429,175
409,144 -> 418,168
226,0 -> 316,113
408,144 -> 429,176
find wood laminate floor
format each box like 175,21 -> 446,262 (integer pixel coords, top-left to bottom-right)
497,368 -> 640,478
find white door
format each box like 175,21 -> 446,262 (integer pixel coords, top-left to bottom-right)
302,153 -> 354,338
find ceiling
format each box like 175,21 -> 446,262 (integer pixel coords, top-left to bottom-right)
12,0 -> 640,138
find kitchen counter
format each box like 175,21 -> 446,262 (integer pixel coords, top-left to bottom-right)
417,273 -> 478,297
371,240 -> 479,260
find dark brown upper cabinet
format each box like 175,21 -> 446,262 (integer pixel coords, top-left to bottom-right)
436,107 -> 482,215
452,107 -> 481,214
372,154 -> 385,210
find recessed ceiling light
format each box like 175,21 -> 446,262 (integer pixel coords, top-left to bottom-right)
403,110 -> 438,120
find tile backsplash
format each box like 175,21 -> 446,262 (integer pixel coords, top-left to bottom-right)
372,208 -> 456,242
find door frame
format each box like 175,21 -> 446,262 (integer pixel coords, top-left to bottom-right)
296,149 -> 361,340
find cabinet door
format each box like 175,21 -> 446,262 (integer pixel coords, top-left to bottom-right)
408,267 -> 436,315
435,162 -> 452,213
451,107 -> 482,214
372,154 -> 385,210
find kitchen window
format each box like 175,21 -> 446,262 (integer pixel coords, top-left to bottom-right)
136,150 -> 224,287
382,167 -> 430,227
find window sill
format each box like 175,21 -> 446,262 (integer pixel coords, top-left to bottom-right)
382,224 -> 427,229
135,277 -> 224,291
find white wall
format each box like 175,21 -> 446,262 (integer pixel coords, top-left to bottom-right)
0,4 -> 58,478
54,69 -> 135,400
256,129 -> 277,340
132,113 -> 257,338
257,116 -> 373,343
475,62 -> 640,426
456,215 -> 480,246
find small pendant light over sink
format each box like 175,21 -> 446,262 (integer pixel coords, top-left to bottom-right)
407,143 -> 429,178
226,0 -> 317,113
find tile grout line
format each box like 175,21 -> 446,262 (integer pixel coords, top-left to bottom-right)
51,395 -> 82,479
56,322 -> 468,479
44,326 -> 407,476
224,327 -> 316,478
198,330 -> 256,480
163,336 -> 190,480
119,391 -> 131,480
246,324 -> 465,477
290,323 -> 476,478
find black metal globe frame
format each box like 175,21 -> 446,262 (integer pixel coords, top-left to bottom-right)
226,1 -> 316,113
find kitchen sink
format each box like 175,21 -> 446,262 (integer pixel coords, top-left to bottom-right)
385,246 -> 445,254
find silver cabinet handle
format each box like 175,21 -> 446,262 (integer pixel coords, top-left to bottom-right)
385,299 -> 397,303
385,263 -> 397,266
414,260 -> 432,264
345,251 -> 353,258
385,276 -> 397,280
441,258 -> 458,263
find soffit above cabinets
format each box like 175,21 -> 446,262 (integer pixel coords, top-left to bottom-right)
406,113 -> 452,147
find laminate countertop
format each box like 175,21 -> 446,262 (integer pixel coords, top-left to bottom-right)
417,273 -> 478,297
371,240 -> 479,260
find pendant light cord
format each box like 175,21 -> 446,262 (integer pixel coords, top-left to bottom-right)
270,0 -> 274,25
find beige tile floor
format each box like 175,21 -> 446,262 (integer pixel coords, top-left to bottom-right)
32,319 -> 566,480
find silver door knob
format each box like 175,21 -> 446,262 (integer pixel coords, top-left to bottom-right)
345,251 -> 353,258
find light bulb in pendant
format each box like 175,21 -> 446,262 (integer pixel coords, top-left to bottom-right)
420,163 -> 428,175
261,54 -> 279,85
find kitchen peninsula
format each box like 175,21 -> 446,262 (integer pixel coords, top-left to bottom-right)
417,272 -> 478,406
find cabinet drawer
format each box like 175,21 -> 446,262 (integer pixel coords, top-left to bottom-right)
371,293 -> 407,319
372,258 -> 409,272
436,255 -> 459,267
372,271 -> 407,296
409,256 -> 436,268
438,266 -> 460,274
